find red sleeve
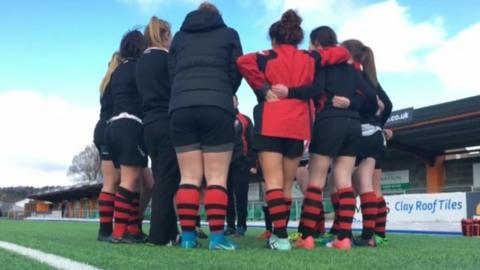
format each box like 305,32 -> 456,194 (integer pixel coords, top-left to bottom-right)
317,47 -> 351,67
236,52 -> 270,93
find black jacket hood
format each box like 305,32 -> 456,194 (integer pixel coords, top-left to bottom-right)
180,10 -> 226,33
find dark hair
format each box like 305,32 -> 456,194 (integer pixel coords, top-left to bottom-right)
268,9 -> 303,46
310,26 -> 337,48
119,29 -> 147,59
342,39 -> 379,87
199,1 -> 220,14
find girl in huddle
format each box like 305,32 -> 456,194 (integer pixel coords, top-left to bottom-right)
237,10 -> 351,251
342,39 -> 392,247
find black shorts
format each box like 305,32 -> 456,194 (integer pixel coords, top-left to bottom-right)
93,118 -> 112,161
105,119 -> 148,168
356,130 -> 386,167
254,134 -> 304,159
170,107 -> 235,153
309,117 -> 361,157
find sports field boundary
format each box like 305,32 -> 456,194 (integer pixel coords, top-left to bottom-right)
0,240 -> 101,270
24,217 -> 462,236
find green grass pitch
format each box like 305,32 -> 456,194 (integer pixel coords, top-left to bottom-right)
0,220 -> 479,270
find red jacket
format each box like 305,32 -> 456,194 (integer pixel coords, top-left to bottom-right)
237,45 -> 350,140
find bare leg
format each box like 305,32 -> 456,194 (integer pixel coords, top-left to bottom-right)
259,152 -> 284,190
373,169 -> 383,197
177,150 -> 204,187
333,156 -> 356,190
203,151 -> 232,187
355,158 -> 375,194
282,157 -> 300,198
100,161 -> 120,193
308,154 -> 332,189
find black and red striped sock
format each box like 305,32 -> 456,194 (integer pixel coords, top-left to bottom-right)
360,192 -> 377,239
337,187 -> 356,240
263,206 -> 272,232
127,192 -> 141,235
113,187 -> 133,239
375,196 -> 387,238
285,197 -> 292,227
299,186 -> 323,238
329,191 -> 340,235
205,185 -> 228,233
98,191 -> 115,236
176,184 -> 200,233
316,206 -> 326,235
266,189 -> 289,238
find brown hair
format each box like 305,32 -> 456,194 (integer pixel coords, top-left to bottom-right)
199,1 -> 219,14
342,39 -> 378,87
269,9 -> 303,46
144,16 -> 171,48
99,52 -> 122,95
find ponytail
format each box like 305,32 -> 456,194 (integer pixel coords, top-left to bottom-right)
362,46 -> 378,88
99,52 -> 122,95
342,39 -> 379,88
144,16 -> 171,48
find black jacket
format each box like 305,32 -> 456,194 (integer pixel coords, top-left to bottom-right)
111,59 -> 143,118
136,48 -> 171,125
232,111 -> 256,167
99,82 -> 114,120
358,73 -> 393,127
287,63 -> 378,119
168,10 -> 243,115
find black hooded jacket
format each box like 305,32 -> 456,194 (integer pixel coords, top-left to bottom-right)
168,10 -> 243,115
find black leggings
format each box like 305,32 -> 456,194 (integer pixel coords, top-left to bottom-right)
144,119 -> 180,245
226,162 -> 250,229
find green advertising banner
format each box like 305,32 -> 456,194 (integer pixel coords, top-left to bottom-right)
381,170 -> 410,192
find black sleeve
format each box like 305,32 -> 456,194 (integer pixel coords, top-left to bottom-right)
353,71 -> 378,113
378,84 -> 393,127
287,61 -> 325,100
245,116 -> 257,167
229,30 -> 244,93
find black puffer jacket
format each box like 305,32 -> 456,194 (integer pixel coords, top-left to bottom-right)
168,10 -> 243,115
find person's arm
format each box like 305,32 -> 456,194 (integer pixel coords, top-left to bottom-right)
245,116 -> 257,168
378,85 -> 393,127
237,52 -> 271,101
278,48 -> 348,100
286,68 -> 325,100
353,70 -> 378,113
315,47 -> 351,67
229,30 -> 244,93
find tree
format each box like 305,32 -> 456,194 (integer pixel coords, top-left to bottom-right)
67,144 -> 101,183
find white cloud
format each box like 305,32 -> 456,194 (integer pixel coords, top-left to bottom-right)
337,0 -> 445,72
258,0 -> 479,106
0,90 -> 98,187
426,22 -> 480,98
119,0 -> 203,14
259,0 -> 445,72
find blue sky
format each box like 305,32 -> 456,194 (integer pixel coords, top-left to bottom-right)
0,0 -> 479,187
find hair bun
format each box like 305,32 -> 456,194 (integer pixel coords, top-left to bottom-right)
281,9 -> 302,28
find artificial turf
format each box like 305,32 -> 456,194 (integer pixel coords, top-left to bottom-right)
0,220 -> 479,270
0,248 -> 52,270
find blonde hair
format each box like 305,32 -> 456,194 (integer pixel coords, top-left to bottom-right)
99,52 -> 122,95
144,16 -> 171,48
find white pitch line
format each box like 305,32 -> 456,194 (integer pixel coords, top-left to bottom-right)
0,240 -> 101,270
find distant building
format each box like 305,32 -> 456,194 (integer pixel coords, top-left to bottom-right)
382,95 -> 480,194
27,182 -> 102,219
